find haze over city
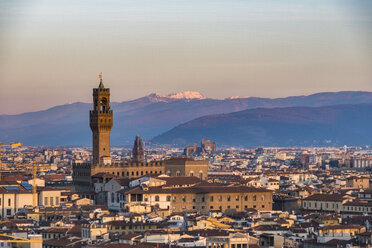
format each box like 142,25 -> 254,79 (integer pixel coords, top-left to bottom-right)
1,0 -> 372,114
2,1 -> 372,247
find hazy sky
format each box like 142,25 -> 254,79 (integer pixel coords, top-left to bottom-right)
0,0 -> 371,114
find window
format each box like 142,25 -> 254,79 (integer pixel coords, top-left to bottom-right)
261,195 -> 265,201
201,197 -> 205,202
44,197 -> 48,206
190,171 -> 194,177
219,196 -> 222,202
155,196 -> 160,202
236,196 -> 239,201
227,205 -> 230,209
210,196 -> 214,202
193,198 -> 196,202
244,196 -> 248,201
227,196 -> 231,202
50,197 -> 54,206
262,205 -> 265,208
253,195 -> 256,201
236,205 -> 239,209
166,196 -> 171,202
6,209 -> 11,216
182,196 -> 186,202
56,197 -> 59,205
176,171 -> 181,176
199,171 -> 203,180
111,193 -> 115,203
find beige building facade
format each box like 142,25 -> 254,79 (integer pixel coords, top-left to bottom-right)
126,185 -> 272,215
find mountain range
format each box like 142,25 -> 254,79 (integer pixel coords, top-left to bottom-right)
152,103 -> 372,147
1,91 -> 372,146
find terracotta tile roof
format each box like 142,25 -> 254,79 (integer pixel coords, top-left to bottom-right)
157,176 -> 201,186
125,185 -> 271,195
42,237 -> 82,247
303,194 -> 344,202
343,200 -> 372,207
319,224 -> 364,231
114,178 -> 131,187
42,174 -> 66,181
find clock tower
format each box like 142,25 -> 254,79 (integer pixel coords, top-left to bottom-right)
89,73 -> 113,165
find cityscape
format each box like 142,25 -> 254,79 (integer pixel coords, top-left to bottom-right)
1,1 -> 372,248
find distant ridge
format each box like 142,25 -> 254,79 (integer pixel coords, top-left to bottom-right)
1,91 -> 372,146
152,103 -> 372,147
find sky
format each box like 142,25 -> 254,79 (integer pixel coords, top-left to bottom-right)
0,0 -> 371,114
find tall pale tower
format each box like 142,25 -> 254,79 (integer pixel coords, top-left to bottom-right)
90,73 -> 113,165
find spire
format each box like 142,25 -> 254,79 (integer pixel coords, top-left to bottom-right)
132,136 -> 145,162
98,72 -> 104,89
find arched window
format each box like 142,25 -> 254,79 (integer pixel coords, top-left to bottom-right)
155,195 -> 160,202
166,170 -> 171,176
176,171 -> 181,177
190,171 -> 194,177
199,171 -> 203,180
100,98 -> 107,111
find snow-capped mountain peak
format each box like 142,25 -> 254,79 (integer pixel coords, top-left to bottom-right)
166,91 -> 206,100
150,91 -> 207,100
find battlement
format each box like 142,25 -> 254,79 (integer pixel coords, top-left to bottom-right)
73,162 -> 91,168
95,161 -> 164,168
90,110 -> 113,115
93,88 -> 110,93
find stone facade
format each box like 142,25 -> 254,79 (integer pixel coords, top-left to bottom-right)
125,185 -> 272,215
165,158 -> 208,180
